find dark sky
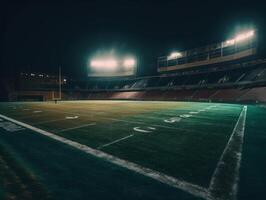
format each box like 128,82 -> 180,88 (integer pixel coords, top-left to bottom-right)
1,0 -> 265,78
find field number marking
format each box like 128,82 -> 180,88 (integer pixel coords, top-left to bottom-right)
33,110 -> 42,113
0,118 -> 25,132
133,126 -> 156,133
65,116 -> 79,119
163,105 -> 218,125
164,117 -> 182,123
179,114 -> 192,118
0,113 -> 209,199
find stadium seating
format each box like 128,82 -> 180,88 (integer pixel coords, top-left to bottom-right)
7,59 -> 266,103
238,87 -> 266,102
210,88 -> 248,102
191,89 -> 218,100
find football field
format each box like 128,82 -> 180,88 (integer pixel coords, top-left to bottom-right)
0,100 -> 265,200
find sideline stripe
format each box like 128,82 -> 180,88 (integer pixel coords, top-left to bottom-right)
0,113 -> 210,200
208,105 -> 247,200
97,134 -> 135,149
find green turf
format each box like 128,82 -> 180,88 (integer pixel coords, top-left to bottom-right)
238,105 -> 266,200
0,100 -> 265,200
0,125 -> 201,200
0,101 -> 242,187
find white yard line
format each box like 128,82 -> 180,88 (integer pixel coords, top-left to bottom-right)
58,122 -> 96,132
32,107 -> 219,133
104,117 -> 204,134
97,134 -> 135,149
0,113 -> 211,200
33,110 -> 43,113
33,118 -> 68,125
208,105 -> 247,200
25,108 -> 203,133
19,113 -> 51,120
31,108 -> 87,117
189,111 -> 199,114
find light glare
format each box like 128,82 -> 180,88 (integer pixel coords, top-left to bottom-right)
168,52 -> 182,60
224,30 -> 255,47
235,30 -> 254,42
225,39 -> 235,46
123,59 -> 136,68
90,59 -> 118,70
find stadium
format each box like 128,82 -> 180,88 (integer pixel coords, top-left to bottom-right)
0,1 -> 266,200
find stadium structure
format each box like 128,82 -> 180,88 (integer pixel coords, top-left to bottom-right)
0,29 -> 265,200
2,30 -> 266,103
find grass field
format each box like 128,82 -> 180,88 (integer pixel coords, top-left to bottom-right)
0,100 -> 265,200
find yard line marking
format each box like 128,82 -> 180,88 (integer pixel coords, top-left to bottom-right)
208,105 -> 247,200
164,117 -> 182,123
42,108 -> 192,121
104,117 -> 204,134
179,114 -> 192,118
139,116 -> 165,120
0,113 -> 211,200
0,121 -> 25,132
30,108 -> 86,117
65,116 -> 79,120
19,113 -> 51,120
148,127 -> 156,130
134,127 -> 151,133
97,134 -> 135,149
33,110 -> 43,113
58,122 -> 96,132
41,107 -> 219,126
133,127 -> 156,133
33,118 -> 68,125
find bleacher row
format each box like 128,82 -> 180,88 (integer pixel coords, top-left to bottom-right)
4,59 -> 266,103
84,86 -> 266,103
75,59 -> 266,103
83,60 -> 266,91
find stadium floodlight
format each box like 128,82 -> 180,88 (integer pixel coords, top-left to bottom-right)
90,58 -> 118,70
123,58 -> 136,68
224,30 -> 255,47
224,39 -> 235,46
167,52 -> 182,60
235,30 -> 255,42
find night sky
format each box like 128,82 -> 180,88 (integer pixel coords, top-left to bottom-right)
1,0 -> 265,78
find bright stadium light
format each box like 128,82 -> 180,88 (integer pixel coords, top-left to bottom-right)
167,52 -> 182,60
224,39 -> 235,46
88,52 -> 137,76
224,30 -> 255,47
90,58 -> 118,70
123,58 -> 136,68
104,59 -> 118,68
234,30 -> 255,42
